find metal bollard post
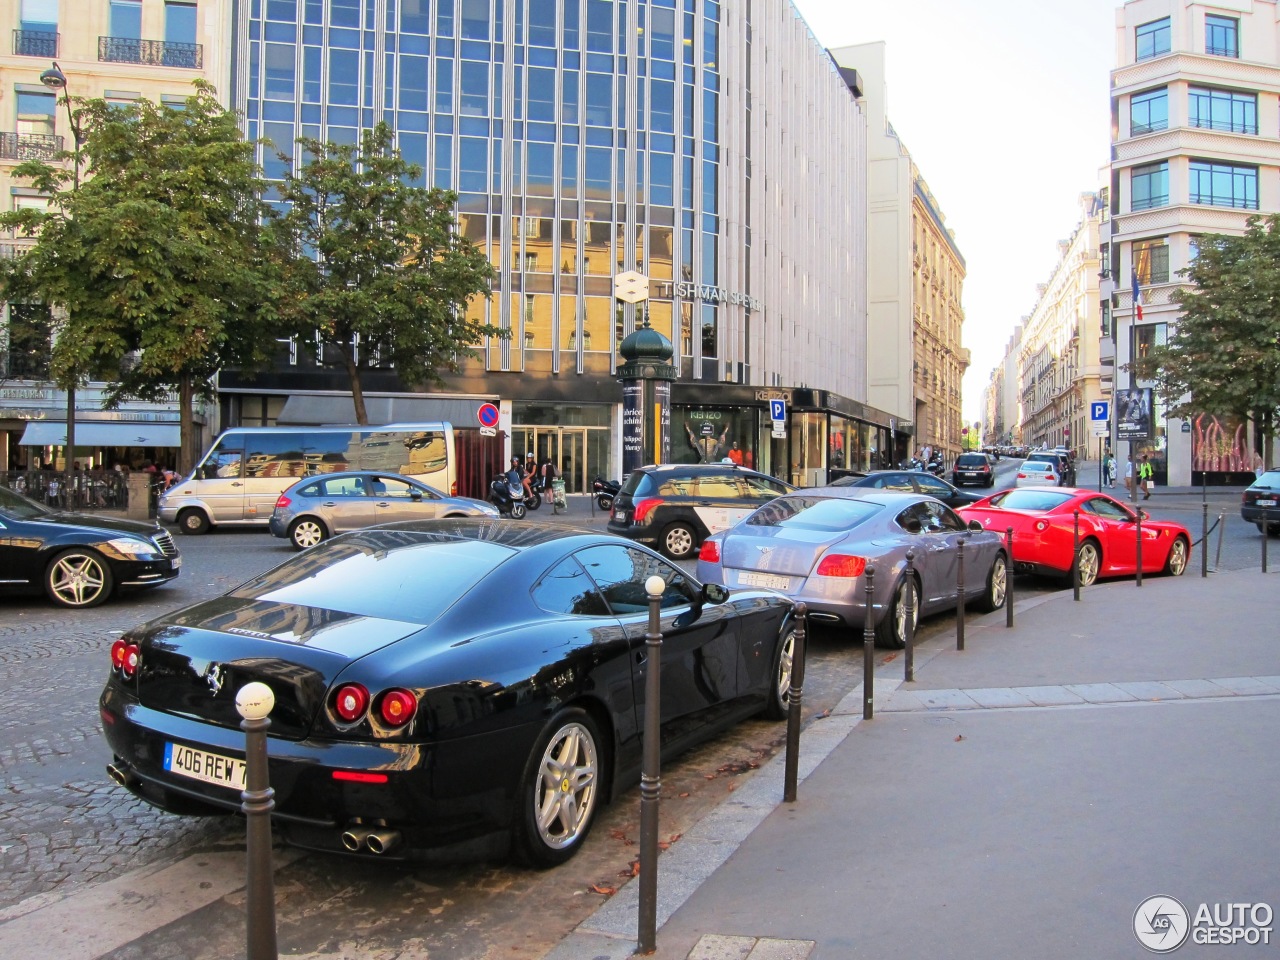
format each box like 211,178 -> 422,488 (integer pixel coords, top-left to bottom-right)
236,683 -> 279,960
1072,510 -> 1081,602
783,602 -> 808,804
1264,508 -> 1270,574
1005,527 -> 1015,628
955,536 -> 966,651
1216,512 -> 1226,571
637,575 -> 667,955
1201,502 -> 1209,579
903,551 -> 916,682
637,576 -> 667,954
1136,508 -> 1144,588
862,565 -> 876,721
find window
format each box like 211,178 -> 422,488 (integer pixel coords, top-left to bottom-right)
1134,323 -> 1168,361
165,2 -> 197,45
1130,162 -> 1168,210
1189,160 -> 1257,209
16,90 -> 55,137
1136,17 -> 1170,61
1130,88 -> 1167,135
20,0 -> 58,31
110,0 -> 141,39
1205,15 -> 1238,58
1189,87 -> 1256,134
531,556 -> 610,617
575,544 -> 691,614
1133,239 -> 1169,285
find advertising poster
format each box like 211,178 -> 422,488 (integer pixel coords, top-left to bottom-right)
1116,388 -> 1152,441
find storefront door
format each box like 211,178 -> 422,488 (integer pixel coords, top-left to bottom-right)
512,426 -> 610,493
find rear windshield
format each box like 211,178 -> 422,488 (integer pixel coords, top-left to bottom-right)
1250,471 -> 1280,488
1023,457 -> 1058,468
956,455 -> 987,466
990,490 -> 1073,511
747,495 -> 881,532
621,471 -> 657,497
231,534 -> 514,624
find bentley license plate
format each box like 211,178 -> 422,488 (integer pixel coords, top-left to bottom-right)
740,571 -> 790,590
164,742 -> 246,791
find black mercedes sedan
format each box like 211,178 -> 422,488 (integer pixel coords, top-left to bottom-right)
100,519 -> 795,866
0,485 -> 181,608
829,470 -> 985,509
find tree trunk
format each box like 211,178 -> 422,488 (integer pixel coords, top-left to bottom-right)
178,372 -> 195,475
344,351 -> 368,425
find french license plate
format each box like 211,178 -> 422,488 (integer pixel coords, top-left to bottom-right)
1257,499 -> 1277,507
615,511 -> 629,523
740,571 -> 791,590
164,742 -> 246,791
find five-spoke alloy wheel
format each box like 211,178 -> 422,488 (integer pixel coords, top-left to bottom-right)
45,549 -> 114,608
518,709 -> 602,867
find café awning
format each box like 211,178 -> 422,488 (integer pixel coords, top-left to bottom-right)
19,420 -> 182,447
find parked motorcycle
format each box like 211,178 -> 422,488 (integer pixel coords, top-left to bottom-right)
489,473 -> 529,519
592,475 -> 621,511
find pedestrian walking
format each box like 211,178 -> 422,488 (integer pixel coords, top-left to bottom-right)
1138,454 -> 1154,500
1105,452 -> 1117,488
1124,456 -> 1134,493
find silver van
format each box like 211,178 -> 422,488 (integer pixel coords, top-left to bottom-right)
160,423 -> 456,534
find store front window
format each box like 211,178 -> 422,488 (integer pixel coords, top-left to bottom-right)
672,406 -> 756,467
512,401 -> 612,493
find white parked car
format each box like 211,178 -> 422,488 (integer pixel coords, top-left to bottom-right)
1015,459 -> 1061,487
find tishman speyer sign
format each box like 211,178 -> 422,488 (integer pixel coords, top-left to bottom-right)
654,281 -> 762,312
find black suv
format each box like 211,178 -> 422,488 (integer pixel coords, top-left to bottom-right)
951,453 -> 995,488
607,463 -> 794,559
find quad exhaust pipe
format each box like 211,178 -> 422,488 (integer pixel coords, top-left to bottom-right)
341,822 -> 401,855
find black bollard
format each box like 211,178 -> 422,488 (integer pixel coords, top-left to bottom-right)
1073,510 -> 1081,602
236,683 -> 278,960
1136,507 -> 1144,588
1264,508 -> 1270,574
862,565 -> 876,721
955,536 -> 966,651
1201,502 -> 1209,579
903,551 -> 916,682
783,602 -> 808,804
1005,527 -> 1015,628
637,574 -> 666,955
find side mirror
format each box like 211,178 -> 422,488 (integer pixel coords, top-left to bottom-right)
967,519 -> 984,532
1138,508 -> 1149,520
409,489 -> 423,501
703,583 -> 730,604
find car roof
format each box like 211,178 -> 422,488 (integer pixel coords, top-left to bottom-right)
633,462 -> 773,477
367,517 -> 602,548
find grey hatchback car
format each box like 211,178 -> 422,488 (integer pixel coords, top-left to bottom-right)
269,471 -> 499,549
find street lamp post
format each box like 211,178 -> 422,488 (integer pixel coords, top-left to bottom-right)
39,61 -> 82,480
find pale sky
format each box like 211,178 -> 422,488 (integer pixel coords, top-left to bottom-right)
790,0 -> 1122,428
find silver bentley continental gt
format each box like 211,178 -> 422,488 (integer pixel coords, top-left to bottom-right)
696,489 -> 1008,648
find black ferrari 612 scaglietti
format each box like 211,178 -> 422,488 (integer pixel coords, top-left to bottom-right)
100,519 -> 795,866
0,484 -> 181,608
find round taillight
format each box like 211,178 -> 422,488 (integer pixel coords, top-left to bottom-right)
333,684 -> 370,723
698,539 -> 720,563
1035,520 -> 1050,532
816,554 -> 868,578
378,689 -> 418,728
121,644 -> 141,680
111,639 -> 128,671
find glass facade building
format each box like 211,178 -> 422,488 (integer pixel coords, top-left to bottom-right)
221,0 -> 885,490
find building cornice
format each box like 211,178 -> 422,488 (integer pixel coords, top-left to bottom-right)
1112,51 -> 1280,98
1115,126 -> 1280,168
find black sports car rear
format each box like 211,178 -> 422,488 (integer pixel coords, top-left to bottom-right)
101,519 -> 794,865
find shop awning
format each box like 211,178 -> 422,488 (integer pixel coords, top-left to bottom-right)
277,395 -> 495,427
19,420 -> 182,447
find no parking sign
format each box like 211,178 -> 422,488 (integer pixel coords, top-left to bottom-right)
477,402 -> 500,436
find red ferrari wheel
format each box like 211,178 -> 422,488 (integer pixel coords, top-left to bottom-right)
1075,540 -> 1101,587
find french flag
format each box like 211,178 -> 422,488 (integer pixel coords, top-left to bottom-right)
1131,271 -> 1144,322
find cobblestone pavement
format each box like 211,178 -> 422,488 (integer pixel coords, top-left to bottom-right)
0,500 -> 1264,957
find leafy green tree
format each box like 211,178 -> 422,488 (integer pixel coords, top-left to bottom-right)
1131,213 -> 1280,470
0,81 -> 278,472
267,122 -> 499,424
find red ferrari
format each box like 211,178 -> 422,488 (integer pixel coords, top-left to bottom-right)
957,487 -> 1191,586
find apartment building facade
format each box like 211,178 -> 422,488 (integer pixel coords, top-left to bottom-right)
830,41 -> 969,467
1110,0 -> 1280,484
0,0 -> 233,471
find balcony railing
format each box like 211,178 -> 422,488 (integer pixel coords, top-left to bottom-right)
0,131 -> 63,161
13,29 -> 58,57
98,36 -> 203,68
